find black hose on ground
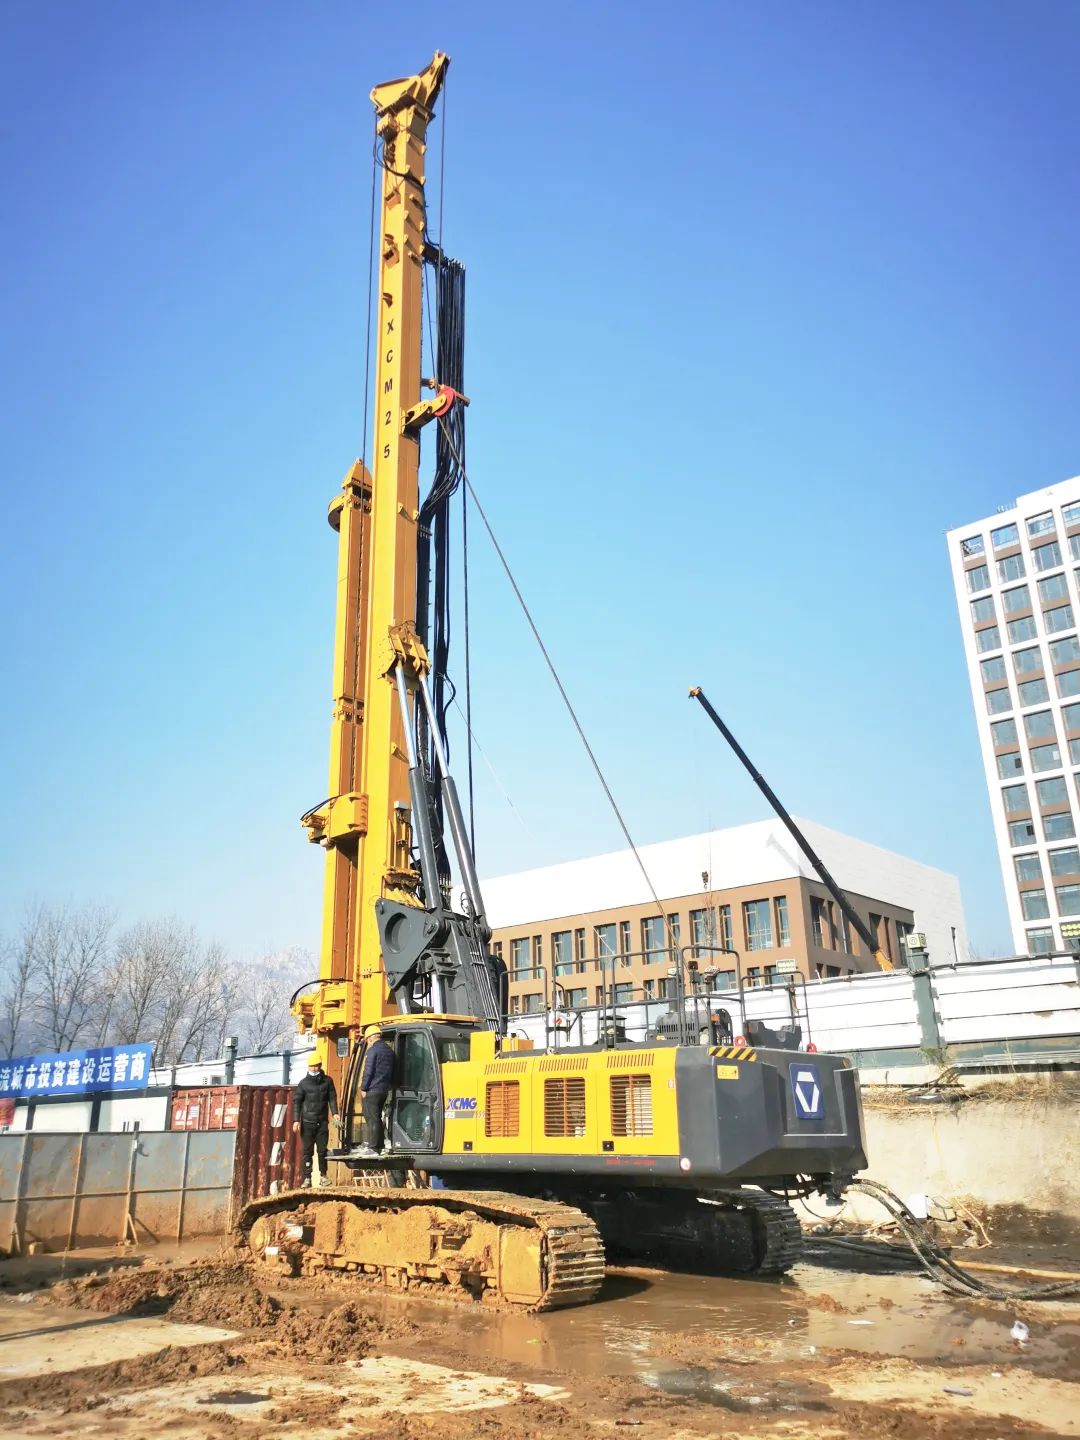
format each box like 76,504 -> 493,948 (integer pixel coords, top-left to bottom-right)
839,1178 -> 1080,1301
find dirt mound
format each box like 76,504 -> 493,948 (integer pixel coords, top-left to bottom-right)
256,1301 -> 381,1361
48,1261 -> 285,1330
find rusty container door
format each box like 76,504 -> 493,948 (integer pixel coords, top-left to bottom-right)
230,1085 -> 301,1217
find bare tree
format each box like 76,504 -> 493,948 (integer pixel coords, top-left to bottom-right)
236,947 -> 313,1054
0,909 -> 40,1059
31,903 -> 115,1051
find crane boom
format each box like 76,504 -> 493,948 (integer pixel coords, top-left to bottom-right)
689,686 -> 894,971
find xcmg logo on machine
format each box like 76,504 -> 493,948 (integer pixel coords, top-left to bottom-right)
445,1096 -> 478,1117
789,1063 -> 825,1121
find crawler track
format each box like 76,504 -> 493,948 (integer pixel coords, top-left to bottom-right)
235,1187 -> 605,1312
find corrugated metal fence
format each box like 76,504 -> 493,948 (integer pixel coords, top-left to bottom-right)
0,1086 -> 302,1255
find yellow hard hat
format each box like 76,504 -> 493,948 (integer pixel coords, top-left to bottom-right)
363,1025 -> 381,1039
307,1053 -> 324,1068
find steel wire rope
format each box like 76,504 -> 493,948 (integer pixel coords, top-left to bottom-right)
436,416 -> 669,925
437,76 -> 477,854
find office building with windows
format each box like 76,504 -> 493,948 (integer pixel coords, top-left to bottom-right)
482,820 -> 966,1015
948,478 -> 1080,955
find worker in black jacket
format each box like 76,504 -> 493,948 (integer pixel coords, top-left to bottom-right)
292,1053 -> 339,1187
357,1025 -> 395,1157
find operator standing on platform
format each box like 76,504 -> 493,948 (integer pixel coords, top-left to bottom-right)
292,1053 -> 338,1187
357,1025 -> 395,1157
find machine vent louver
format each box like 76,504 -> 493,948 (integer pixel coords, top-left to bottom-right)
485,1081 -> 520,1137
610,1074 -> 653,1137
484,1060 -> 529,1075
606,1051 -> 655,1069
543,1077 -> 587,1137
538,1056 -> 588,1073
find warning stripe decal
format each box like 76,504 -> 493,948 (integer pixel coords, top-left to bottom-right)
707,1045 -> 758,1062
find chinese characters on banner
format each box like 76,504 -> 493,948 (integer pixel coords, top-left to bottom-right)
0,1044 -> 155,1100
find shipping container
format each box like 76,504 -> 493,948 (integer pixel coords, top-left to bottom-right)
169,1084 -> 302,1208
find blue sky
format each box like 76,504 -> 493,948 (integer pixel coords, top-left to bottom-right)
1,2 -> 1077,961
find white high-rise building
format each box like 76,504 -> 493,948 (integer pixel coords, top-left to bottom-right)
948,478 -> 1080,956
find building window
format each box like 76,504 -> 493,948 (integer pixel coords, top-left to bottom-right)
553,930 -> 573,976
986,688 -> 1012,715
1032,540 -> 1062,571
510,937 -> 531,979
565,987 -> 587,1008
1002,783 -> 1029,814
1027,927 -> 1055,956
1051,635 -> 1080,667
1024,710 -> 1056,740
667,913 -> 681,948
810,895 -> 829,947
533,936 -> 543,975
1070,534 -> 1080,563
1057,669 -> 1080,699
992,717 -> 1019,745
1003,585 -> 1031,614
643,978 -> 655,1000
960,534 -> 985,557
1045,605 -> 1075,635
1063,703 -> 1080,731
1036,776 -> 1069,807
1014,853 -> 1043,884
523,992 -> 543,1014
1021,889 -> 1050,920
1049,847 -> 1080,876
971,596 -> 996,624
744,899 -> 774,950
641,915 -> 666,962
718,904 -> 733,948
1038,573 -> 1069,604
594,922 -> 617,967
618,919 -> 631,962
690,907 -> 715,957
997,554 -> 1026,583
492,940 -> 503,961
996,751 -> 1023,778
1019,678 -> 1049,706
1044,812 -> 1076,841
975,625 -> 1001,654
1027,512 -> 1056,538
981,655 -> 1008,683
612,982 -> 634,1004
966,563 -> 991,592
1070,737 -> 1080,765
1012,648 -> 1042,677
1007,615 -> 1037,643
1030,743 -> 1062,772
992,522 -> 1019,548
1055,884 -> 1080,916
574,927 -> 586,964
508,994 -> 521,1015
774,896 -> 791,947
1064,503 -> 1080,527
1008,819 -> 1037,845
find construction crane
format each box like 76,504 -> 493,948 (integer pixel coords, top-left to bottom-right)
236,52 -> 868,1310
689,687 -> 895,971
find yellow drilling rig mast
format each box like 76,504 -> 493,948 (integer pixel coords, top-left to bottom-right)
237,53 -> 868,1311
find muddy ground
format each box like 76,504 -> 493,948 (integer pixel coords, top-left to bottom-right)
0,1240 -> 1077,1440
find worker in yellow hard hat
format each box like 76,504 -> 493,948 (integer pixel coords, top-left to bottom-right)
292,1052 -> 339,1187
357,1026 -> 395,1158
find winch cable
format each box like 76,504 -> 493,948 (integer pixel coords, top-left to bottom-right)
810,1178 -> 1080,1300
436,416 -> 670,926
